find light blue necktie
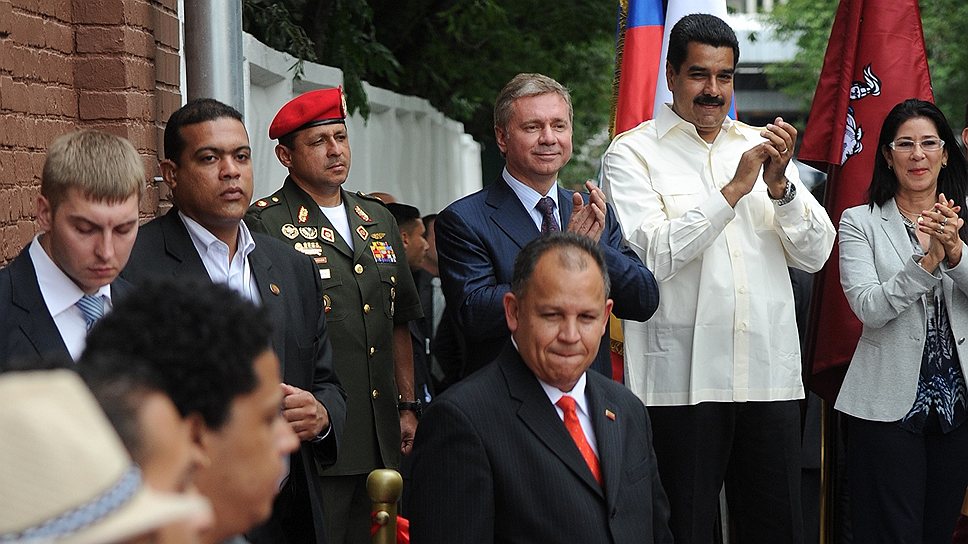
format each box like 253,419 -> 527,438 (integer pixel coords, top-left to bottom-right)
75,294 -> 105,331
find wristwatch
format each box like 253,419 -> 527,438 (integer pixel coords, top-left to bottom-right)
397,399 -> 423,418
769,178 -> 797,206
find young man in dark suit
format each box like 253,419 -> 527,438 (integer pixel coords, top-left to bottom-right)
120,99 -> 346,544
408,233 -> 673,543
0,130 -> 142,368
435,73 -> 658,380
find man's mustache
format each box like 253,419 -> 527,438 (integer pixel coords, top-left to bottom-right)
694,95 -> 725,106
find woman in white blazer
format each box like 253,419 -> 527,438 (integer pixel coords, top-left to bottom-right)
838,99 -> 968,543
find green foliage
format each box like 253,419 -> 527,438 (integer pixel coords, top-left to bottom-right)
242,0 -> 620,180
766,0 -> 968,130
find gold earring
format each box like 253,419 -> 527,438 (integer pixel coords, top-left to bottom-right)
942,162 -> 947,168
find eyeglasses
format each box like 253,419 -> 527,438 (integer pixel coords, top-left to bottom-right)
888,138 -> 946,153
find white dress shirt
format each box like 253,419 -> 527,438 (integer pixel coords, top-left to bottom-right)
28,236 -> 113,360
503,167 -> 562,231
538,371 -> 599,456
180,212 -> 261,304
601,103 -> 835,406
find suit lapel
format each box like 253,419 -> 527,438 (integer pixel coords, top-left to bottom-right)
500,347 -> 604,496
586,375 -> 623,508
158,211 -> 211,278
248,245 -> 291,381
487,177 -> 541,250
9,251 -> 70,357
880,199 -> 913,265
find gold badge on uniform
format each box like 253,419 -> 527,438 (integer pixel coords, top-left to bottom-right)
323,294 -> 332,313
371,232 -> 386,240
356,225 -> 369,241
354,205 -> 371,222
256,200 -> 268,207
271,196 -> 280,202
269,283 -> 281,295
281,224 -> 299,240
294,241 -> 323,257
320,228 -> 335,243
298,206 -> 309,224
299,227 -> 318,239
314,256 -> 328,265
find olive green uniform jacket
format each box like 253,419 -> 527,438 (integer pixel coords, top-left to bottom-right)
246,178 -> 422,475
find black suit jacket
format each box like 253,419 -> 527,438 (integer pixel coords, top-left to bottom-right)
0,246 -> 133,370
408,345 -> 673,544
121,210 -> 346,544
436,177 -> 659,378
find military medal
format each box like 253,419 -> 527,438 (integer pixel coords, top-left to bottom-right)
370,241 -> 396,263
298,206 -> 309,223
323,294 -> 332,313
294,241 -> 323,256
314,256 -> 328,265
320,227 -> 335,243
371,232 -> 386,240
356,225 -> 369,240
256,199 -> 268,207
354,205 -> 370,222
281,224 -> 299,240
299,226 -> 318,239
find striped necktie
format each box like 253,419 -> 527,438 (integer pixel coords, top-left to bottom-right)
75,294 -> 105,331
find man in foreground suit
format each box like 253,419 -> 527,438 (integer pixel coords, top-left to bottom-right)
0,130 -> 142,368
435,73 -> 658,380
408,233 -> 673,543
121,98 -> 346,544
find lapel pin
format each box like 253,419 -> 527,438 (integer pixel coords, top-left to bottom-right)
605,409 -> 616,421
269,283 -> 281,296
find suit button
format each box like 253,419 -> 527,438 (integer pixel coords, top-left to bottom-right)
363,304 -> 371,314
355,264 -> 364,274
369,346 -> 376,356
372,389 -> 380,399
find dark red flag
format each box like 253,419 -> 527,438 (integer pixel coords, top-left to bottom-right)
799,0 -> 933,402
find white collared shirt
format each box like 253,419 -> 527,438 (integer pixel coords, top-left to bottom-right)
503,167 -> 561,232
601,103 -> 835,406
179,212 -> 261,304
28,236 -> 113,361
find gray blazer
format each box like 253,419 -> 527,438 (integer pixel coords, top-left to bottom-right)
836,199 -> 968,421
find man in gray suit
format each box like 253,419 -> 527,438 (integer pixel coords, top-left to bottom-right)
408,233 -> 672,543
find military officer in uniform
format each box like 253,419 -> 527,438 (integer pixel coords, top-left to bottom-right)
245,87 -> 423,544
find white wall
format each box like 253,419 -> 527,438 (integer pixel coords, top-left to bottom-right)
242,34 -> 483,215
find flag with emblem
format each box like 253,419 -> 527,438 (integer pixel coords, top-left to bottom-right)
799,0 -> 933,402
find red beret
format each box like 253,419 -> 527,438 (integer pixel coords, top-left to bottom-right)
269,87 -> 347,140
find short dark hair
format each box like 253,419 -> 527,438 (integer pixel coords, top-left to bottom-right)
164,98 -> 244,163
869,98 -> 968,244
81,280 -> 272,429
387,202 -> 422,233
511,233 -> 610,299
79,353 -> 167,461
667,14 -> 740,73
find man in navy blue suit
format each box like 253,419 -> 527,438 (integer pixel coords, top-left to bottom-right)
435,72 -> 659,380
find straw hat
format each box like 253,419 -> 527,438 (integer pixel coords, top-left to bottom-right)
0,370 -> 211,543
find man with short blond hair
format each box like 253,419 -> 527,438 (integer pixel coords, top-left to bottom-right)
0,129 -> 143,368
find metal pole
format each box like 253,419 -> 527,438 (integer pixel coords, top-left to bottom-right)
368,469 -> 402,544
183,0 -> 245,113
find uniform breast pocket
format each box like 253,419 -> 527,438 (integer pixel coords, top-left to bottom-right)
319,270 -> 346,322
652,174 -> 706,218
377,265 -> 399,319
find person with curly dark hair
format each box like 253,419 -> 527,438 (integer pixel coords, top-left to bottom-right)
82,279 -> 300,544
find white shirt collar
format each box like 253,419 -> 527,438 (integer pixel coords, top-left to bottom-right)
655,102 -> 741,142
503,167 -> 561,231
28,235 -> 111,317
179,211 -> 257,263
510,337 -> 591,416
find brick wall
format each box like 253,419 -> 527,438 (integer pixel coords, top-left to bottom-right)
0,0 -> 179,266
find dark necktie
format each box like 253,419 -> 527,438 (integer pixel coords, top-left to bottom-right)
75,294 -> 104,331
556,395 -> 602,485
535,196 -> 560,234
